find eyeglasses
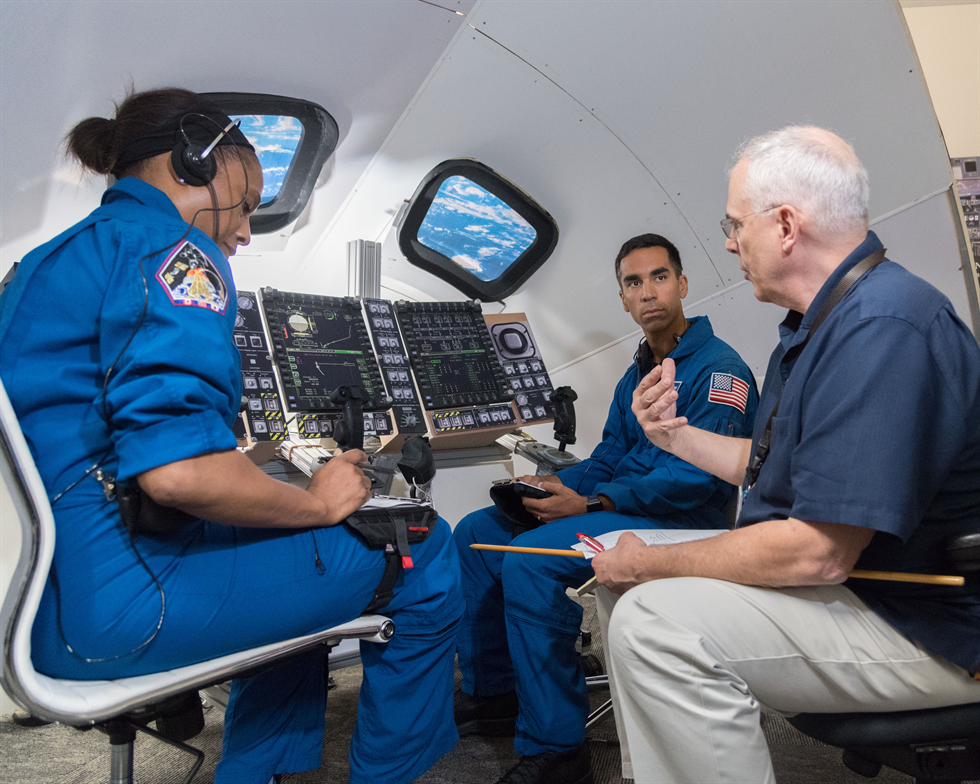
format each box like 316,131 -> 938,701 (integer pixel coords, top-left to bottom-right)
720,206 -> 776,239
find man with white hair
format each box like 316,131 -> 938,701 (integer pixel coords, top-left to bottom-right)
592,126 -> 980,783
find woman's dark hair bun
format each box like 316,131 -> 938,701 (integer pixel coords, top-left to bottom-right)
65,87 -> 202,177
65,116 -> 118,175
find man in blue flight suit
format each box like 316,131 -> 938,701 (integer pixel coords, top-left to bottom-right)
453,233 -> 759,784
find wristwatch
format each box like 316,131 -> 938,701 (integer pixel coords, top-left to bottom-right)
585,495 -> 604,514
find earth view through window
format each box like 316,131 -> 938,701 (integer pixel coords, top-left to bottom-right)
232,114 -> 303,205
417,175 -> 537,282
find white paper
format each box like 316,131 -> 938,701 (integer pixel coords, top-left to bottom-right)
572,528 -> 728,560
359,494 -> 433,511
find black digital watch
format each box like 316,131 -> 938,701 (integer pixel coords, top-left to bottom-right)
585,495 -> 604,514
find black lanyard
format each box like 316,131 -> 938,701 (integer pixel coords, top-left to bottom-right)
743,248 -> 887,491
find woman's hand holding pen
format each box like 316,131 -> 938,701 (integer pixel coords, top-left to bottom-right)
309,449 -> 372,525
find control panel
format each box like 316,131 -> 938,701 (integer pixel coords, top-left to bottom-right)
363,298 -> 427,437
230,289 -> 554,453
429,402 -> 519,434
234,290 -> 287,441
295,410 -> 394,441
393,300 -> 513,410
485,313 -> 556,424
258,288 -> 390,414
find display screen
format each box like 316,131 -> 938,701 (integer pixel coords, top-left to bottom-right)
408,311 -> 498,395
416,175 -> 537,282
394,301 -> 510,409
260,290 -> 386,412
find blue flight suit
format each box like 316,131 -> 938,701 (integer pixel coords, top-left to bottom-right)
0,178 -> 463,784
454,315 -> 758,756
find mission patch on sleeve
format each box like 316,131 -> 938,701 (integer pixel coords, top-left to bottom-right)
155,241 -> 229,314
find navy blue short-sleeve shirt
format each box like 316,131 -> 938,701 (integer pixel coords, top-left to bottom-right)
739,231 -> 980,674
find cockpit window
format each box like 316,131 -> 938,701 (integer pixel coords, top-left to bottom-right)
230,115 -> 304,206
399,159 -> 558,301
203,93 -> 337,235
417,176 -> 538,283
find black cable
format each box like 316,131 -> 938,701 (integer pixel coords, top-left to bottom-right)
52,529 -> 167,663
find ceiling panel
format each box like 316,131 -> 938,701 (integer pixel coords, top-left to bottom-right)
0,0 -> 474,257
299,0 -> 959,368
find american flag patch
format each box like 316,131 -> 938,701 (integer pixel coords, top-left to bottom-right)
708,373 -> 749,414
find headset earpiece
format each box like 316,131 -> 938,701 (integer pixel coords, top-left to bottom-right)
171,136 -> 217,187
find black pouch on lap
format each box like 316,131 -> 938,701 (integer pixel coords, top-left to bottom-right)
342,503 -> 436,613
488,482 -> 545,538
118,482 -> 196,538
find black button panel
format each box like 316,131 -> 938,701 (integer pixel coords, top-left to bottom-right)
363,297 -> 427,434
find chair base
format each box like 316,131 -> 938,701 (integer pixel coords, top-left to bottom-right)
788,705 -> 980,784
94,693 -> 207,784
584,675 -> 613,731
840,742 -> 979,783
100,715 -> 205,784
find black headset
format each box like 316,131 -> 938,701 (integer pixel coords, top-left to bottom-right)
171,113 -> 240,187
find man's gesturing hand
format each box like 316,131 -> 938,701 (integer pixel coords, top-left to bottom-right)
632,358 -> 688,452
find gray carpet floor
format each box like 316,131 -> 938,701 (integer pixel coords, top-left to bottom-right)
1,596 -> 972,784
0,682 -> 932,784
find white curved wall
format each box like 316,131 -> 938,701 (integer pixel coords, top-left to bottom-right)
296,0 -> 969,393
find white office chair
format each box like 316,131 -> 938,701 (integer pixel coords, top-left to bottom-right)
0,379 -> 394,784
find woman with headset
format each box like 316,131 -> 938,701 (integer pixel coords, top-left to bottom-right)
0,88 -> 462,784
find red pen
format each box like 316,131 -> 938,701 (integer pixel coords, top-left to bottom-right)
576,533 -> 605,554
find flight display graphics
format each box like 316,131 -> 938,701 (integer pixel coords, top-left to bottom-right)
394,300 -> 512,410
259,289 -> 387,413
416,175 -> 537,282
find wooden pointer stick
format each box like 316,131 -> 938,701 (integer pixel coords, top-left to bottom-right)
574,569 -> 965,597
849,569 -> 964,586
470,543 -> 586,558
469,544 -> 966,588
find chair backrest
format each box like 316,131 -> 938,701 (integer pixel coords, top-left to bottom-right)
0,377 -> 57,716
1,376 -> 395,727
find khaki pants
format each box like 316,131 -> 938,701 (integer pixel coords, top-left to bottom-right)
596,578 -> 980,784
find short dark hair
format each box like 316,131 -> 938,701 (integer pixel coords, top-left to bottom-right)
615,233 -> 682,284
